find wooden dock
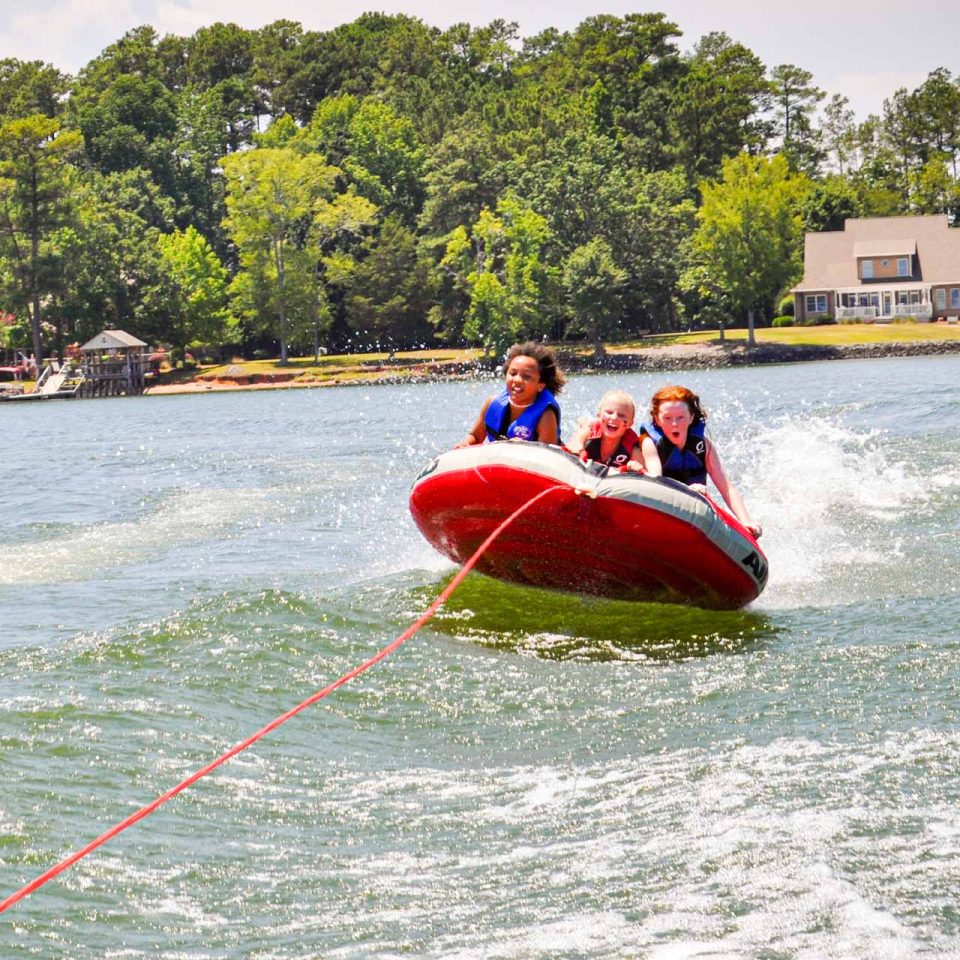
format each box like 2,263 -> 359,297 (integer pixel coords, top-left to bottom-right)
1,329 -> 151,404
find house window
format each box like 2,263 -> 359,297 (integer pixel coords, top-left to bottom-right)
881,259 -> 889,267
858,294 -> 870,307
936,289 -> 946,310
910,291 -> 920,304
897,291 -> 909,305
951,288 -> 960,309
861,260 -> 874,279
805,294 -> 827,314
897,257 -> 910,277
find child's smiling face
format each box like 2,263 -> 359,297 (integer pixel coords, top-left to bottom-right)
505,355 -> 543,406
598,397 -> 634,440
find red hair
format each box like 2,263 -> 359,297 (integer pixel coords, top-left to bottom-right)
649,385 -> 706,425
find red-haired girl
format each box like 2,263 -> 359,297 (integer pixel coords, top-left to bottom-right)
640,385 -> 761,537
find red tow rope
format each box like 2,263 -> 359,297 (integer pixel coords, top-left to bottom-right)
0,483 -> 567,914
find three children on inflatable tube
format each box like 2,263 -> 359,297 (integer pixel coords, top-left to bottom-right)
455,341 -> 762,540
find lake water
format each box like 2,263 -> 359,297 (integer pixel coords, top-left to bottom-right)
1,357 -> 958,958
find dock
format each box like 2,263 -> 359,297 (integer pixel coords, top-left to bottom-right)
0,329 -> 150,403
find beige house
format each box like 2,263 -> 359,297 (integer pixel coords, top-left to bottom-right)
792,215 -> 960,323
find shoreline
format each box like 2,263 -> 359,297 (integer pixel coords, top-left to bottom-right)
143,337 -> 960,395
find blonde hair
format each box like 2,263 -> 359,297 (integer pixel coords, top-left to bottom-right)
598,389 -> 635,419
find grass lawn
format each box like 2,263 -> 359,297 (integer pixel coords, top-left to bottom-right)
189,346 -> 485,383
624,321 -> 960,349
155,322 -> 960,385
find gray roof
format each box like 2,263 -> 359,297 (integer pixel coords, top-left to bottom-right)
794,215 -> 960,292
852,239 -> 916,258
79,330 -> 148,351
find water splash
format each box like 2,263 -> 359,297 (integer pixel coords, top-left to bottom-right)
720,413 -> 956,608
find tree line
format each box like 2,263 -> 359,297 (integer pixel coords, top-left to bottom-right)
2,13 -> 959,366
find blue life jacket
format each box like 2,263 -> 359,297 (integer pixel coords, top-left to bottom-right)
642,419 -> 708,485
484,387 -> 561,442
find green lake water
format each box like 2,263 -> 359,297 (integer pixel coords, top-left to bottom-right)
1,356 -> 958,958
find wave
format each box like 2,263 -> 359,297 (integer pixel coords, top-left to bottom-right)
0,488 -> 276,585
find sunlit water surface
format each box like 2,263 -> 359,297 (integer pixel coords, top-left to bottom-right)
1,357 -> 958,958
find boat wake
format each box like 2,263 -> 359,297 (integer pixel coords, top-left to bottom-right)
724,413 -> 957,609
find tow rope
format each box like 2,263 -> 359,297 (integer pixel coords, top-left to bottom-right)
0,483 -> 568,914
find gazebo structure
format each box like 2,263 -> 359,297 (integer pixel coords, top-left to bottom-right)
78,330 -> 149,397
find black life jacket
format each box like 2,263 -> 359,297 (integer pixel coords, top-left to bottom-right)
583,434 -> 637,467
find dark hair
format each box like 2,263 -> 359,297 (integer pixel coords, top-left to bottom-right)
649,385 -> 706,424
504,341 -> 566,394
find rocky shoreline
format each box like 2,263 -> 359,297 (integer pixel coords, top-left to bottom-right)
587,337 -> 960,372
144,337 -> 960,394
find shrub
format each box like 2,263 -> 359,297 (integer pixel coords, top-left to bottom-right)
778,294 -> 795,317
771,315 -> 794,327
815,314 -> 837,325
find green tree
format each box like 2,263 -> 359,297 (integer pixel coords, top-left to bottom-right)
172,85 -> 233,249
183,23 -> 259,152
72,26 -> 169,97
881,87 -> 917,197
799,174 -> 861,232
186,22 -> 254,88
510,133 -> 695,334
443,194 -> 555,355
49,168 -> 173,347
909,155 -> 960,217
546,14 -> 683,170
221,136 -> 377,360
270,13 -> 436,123
344,214 -> 437,350
847,113 -> 908,215
820,94 -> 857,175
222,146 -> 340,363
301,186 -> 377,357
419,124 -> 503,239
685,153 -> 810,345
301,94 -> 426,223
672,33 -> 772,183
74,73 -> 178,180
0,115 -> 83,367
0,59 -> 68,122
770,63 -> 824,174
155,225 -> 232,355
909,68 -> 960,175
248,21 -> 304,125
563,237 -> 627,358
617,168 -> 697,333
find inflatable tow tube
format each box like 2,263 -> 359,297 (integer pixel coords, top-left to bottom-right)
409,443 -> 768,609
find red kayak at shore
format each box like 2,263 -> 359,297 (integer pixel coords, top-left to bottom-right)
409,442 -> 768,609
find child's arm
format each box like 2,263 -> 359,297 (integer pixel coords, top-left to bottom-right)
454,398 -> 493,448
565,420 -> 592,454
535,408 -> 559,445
704,441 -> 762,538
639,436 -> 662,476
